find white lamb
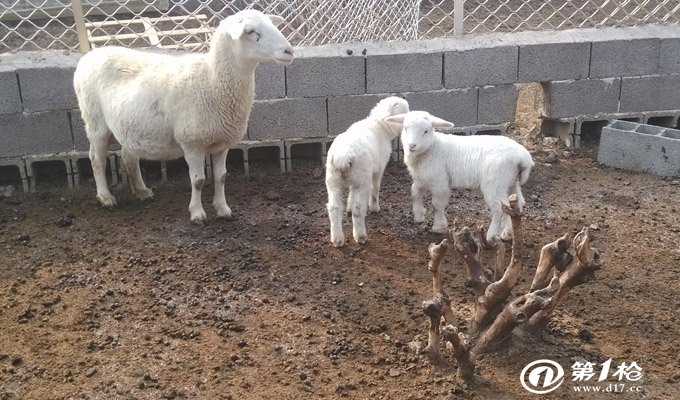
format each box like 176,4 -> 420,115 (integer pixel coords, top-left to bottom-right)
73,10 -> 294,224
325,97 -> 410,247
385,111 -> 534,241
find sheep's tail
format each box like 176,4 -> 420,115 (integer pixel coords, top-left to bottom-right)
518,155 -> 534,185
329,152 -> 353,174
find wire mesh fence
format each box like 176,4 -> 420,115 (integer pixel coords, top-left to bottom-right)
1,0 -> 679,53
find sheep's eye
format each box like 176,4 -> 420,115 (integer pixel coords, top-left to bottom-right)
245,29 -> 261,41
422,129 -> 428,135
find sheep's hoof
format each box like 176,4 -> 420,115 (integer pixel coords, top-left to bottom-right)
190,212 -> 208,226
96,193 -> 117,207
354,234 -> 367,245
214,205 -> 234,220
413,215 -> 425,224
431,225 -> 448,234
135,188 -> 154,201
331,236 -> 345,248
369,204 -> 380,213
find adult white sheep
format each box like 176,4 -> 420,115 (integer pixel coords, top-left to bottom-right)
73,10 -> 294,224
385,111 -> 534,241
325,96 -> 410,247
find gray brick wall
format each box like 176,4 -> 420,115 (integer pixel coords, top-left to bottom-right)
590,38 -> 660,78
286,56 -> 365,97
542,78 -> 621,119
518,42 -> 591,82
0,111 -> 72,157
1,24 -> 680,166
366,51 -> 442,93
249,97 -> 328,140
444,46 -> 518,88
0,70 -> 21,115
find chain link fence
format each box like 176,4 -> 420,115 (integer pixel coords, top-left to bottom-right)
1,0 -> 679,53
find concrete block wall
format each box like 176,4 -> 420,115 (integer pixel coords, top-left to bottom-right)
2,24 -> 680,191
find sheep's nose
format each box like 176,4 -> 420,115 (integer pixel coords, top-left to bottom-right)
408,144 -> 416,151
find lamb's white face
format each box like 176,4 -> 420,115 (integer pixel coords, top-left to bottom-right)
386,111 -> 454,156
220,10 -> 294,65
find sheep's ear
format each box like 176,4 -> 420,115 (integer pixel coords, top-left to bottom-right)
220,17 -> 246,41
429,116 -> 455,129
384,114 -> 406,125
267,15 -> 285,27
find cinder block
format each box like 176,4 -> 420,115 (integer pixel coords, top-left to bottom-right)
69,109 -> 90,151
254,63 -> 286,100
0,110 -> 72,157
248,97 -> 327,141
404,88 -> 477,127
541,78 -> 620,119
327,94 -> 386,136
478,84 -> 519,124
366,52 -> 442,93
659,38 -> 680,74
444,46 -> 518,88
17,67 -> 78,112
518,42 -> 590,82
598,120 -> 680,177
620,75 -> 680,113
590,39 -> 659,78
0,70 -> 21,114
286,56 -> 364,97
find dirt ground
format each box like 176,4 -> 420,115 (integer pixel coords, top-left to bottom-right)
2,87 -> 680,399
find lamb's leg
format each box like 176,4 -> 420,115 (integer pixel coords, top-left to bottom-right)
326,174 -> 345,247
183,149 -> 208,225
484,195 -> 506,242
369,171 -> 382,213
431,187 -> 450,233
88,133 -> 117,207
346,189 -> 354,214
411,183 -> 426,224
211,148 -> 233,219
350,186 -> 369,244
120,149 -> 154,201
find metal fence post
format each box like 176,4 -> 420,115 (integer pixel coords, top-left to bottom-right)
71,0 -> 91,52
454,0 -> 464,36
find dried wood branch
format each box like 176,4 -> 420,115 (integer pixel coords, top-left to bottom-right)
441,325 -> 476,383
529,233 -> 572,292
526,227 -> 603,333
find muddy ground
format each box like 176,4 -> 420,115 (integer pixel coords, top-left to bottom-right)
1,127 -> 679,400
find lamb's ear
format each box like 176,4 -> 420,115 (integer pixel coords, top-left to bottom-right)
429,115 -> 455,129
384,114 -> 406,126
220,17 -> 246,41
267,15 -> 285,27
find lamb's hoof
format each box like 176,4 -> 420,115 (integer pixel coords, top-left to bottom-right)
96,193 -> 117,207
354,234 -> 367,245
331,236 -> 345,248
499,232 -> 513,242
135,188 -> 154,201
413,215 -> 425,224
214,204 -> 234,220
431,225 -> 448,234
190,211 -> 208,226
369,204 -> 380,213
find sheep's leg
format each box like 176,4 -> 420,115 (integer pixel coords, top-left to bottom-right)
184,149 -> 208,225
431,187 -> 450,233
121,149 -> 154,201
411,183 -> 426,224
89,134 -> 117,207
211,149 -> 233,219
350,186 -> 369,245
369,171 -> 382,213
326,175 -> 345,247
346,189 -> 354,214
483,190 -> 507,242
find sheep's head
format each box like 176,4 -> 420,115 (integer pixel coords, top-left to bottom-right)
217,10 -> 294,66
385,111 -> 454,156
371,96 -> 410,138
